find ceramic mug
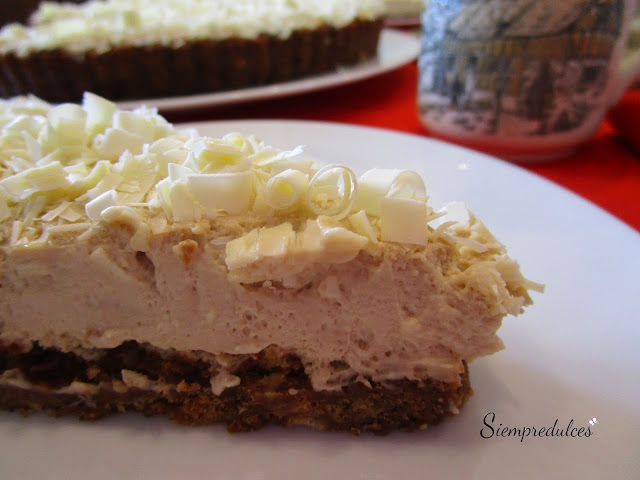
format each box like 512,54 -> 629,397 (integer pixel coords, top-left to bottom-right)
417,0 -> 640,161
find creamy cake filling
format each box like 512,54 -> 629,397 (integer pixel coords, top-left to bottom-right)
0,93 -> 541,394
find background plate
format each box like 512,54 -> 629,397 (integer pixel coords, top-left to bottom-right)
1,121 -> 639,479
116,29 -> 420,113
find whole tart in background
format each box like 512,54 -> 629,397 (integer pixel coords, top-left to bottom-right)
0,0 -> 385,103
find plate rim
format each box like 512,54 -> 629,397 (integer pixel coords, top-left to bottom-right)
116,29 -> 420,113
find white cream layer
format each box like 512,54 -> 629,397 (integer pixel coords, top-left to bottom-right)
0,210 -> 532,391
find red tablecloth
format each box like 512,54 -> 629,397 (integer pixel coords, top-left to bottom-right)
166,62 -> 640,233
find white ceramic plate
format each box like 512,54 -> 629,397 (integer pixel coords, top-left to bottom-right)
1,121 -> 639,479
116,29 -> 420,113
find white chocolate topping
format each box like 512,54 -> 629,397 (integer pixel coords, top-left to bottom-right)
0,93 -> 453,251
0,0 -> 386,56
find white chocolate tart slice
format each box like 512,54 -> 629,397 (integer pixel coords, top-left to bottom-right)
0,93 -> 542,433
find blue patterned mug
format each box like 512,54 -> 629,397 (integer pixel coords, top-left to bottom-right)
418,0 -> 640,161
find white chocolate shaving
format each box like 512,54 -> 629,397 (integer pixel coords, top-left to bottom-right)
3,115 -> 42,137
258,222 -> 293,257
82,91 -> 117,136
100,205 -> 142,228
167,162 -> 193,182
85,190 -> 118,222
348,210 -> 378,243
0,92 -> 465,253
26,162 -> 71,191
306,164 -> 357,220
59,203 -> 84,222
451,236 -> 489,253
225,228 -> 260,270
380,197 -> 428,246
225,217 -> 368,284
353,168 -> 426,216
113,111 -> 155,145
0,196 -> 11,222
130,222 -> 151,252
41,201 -> 72,222
263,169 -> 308,210
47,103 -> 88,145
10,220 -> 23,245
93,127 -> 145,158
189,138 -> 248,173
85,172 -> 123,200
46,223 -> 91,235
22,131 -> 42,161
169,180 -> 200,223
187,171 -> 254,215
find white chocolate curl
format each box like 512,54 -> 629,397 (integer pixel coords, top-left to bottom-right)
46,103 -> 88,145
353,168 -> 426,216
306,164 -> 358,220
263,169 -> 309,210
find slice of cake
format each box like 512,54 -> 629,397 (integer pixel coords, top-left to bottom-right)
0,0 -> 385,103
0,93 -> 541,434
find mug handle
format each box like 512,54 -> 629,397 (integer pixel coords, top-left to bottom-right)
611,0 -> 640,104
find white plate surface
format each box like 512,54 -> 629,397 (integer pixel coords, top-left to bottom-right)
2,121 -> 639,479
116,29 -> 419,113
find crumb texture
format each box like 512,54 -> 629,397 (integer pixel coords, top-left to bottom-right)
0,341 -> 472,434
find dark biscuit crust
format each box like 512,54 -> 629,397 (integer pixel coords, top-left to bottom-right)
0,19 -> 382,103
0,340 -> 472,434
